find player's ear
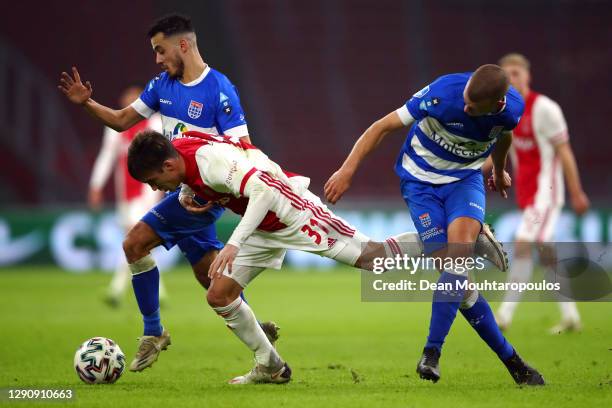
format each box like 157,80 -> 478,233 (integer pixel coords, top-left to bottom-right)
178,38 -> 189,52
162,159 -> 175,172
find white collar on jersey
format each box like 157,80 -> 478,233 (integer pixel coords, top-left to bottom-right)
180,65 -> 211,87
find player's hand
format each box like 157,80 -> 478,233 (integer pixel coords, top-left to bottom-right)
88,188 -> 103,211
58,66 -> 92,105
324,169 -> 353,204
570,190 -> 590,215
208,244 -> 239,280
179,195 -> 215,214
488,170 -> 512,198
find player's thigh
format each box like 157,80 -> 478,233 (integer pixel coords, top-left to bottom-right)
444,172 -> 485,245
400,180 -> 447,254
140,190 -> 224,252
191,249 -> 219,289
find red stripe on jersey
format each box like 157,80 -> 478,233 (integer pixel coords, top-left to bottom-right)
513,91 -> 540,209
259,173 -> 355,237
240,167 -> 258,195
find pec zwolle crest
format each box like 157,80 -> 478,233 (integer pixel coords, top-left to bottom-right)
188,100 -> 203,119
419,212 -> 432,228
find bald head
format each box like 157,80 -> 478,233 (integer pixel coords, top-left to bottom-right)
463,64 -> 510,116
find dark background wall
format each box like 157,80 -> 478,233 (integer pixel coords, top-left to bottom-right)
1,0 -> 610,206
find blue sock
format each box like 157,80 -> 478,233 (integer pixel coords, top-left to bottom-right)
132,266 -> 163,336
460,294 -> 514,360
425,271 -> 467,351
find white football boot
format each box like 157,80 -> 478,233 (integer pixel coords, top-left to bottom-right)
129,329 -> 171,372
229,361 -> 292,385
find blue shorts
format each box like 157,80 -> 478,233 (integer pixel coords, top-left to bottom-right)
141,190 -> 225,265
400,172 -> 485,253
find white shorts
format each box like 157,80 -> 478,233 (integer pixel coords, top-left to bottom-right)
515,204 -> 561,242
222,190 -> 370,288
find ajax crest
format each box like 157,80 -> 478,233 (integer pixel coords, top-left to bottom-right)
188,100 -> 203,119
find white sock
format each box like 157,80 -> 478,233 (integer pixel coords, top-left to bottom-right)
558,302 -> 580,322
498,256 -> 533,322
109,262 -> 130,297
385,232 -> 423,258
213,297 -> 281,368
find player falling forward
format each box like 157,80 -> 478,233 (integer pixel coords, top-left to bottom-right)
495,53 -> 590,333
325,65 -> 544,385
58,14 -> 278,372
88,86 -> 165,307
126,130 -> 425,384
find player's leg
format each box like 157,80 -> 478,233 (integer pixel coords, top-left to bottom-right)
206,246 -> 291,385
442,175 -> 544,385
496,238 -> 533,329
496,205 -> 540,329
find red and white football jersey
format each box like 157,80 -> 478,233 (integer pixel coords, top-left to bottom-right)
511,91 -> 568,209
175,131 -> 356,251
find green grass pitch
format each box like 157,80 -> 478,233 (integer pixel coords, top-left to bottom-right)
1,266 -> 611,407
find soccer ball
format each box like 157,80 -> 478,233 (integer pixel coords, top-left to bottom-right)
74,337 -> 125,384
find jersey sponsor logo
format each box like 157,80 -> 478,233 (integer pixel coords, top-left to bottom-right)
171,123 -> 189,140
512,136 -> 535,150
445,122 -> 464,129
413,85 -> 430,98
419,212 -> 432,228
225,160 -> 239,187
160,99 -> 172,105
188,100 -> 204,119
430,132 -> 491,159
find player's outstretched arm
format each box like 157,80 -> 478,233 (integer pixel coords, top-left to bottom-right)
324,111 -> 407,204
556,142 -> 590,215
489,131 -> 513,198
58,66 -> 144,132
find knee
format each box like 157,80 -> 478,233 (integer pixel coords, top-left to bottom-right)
206,286 -> 232,308
123,223 -> 156,263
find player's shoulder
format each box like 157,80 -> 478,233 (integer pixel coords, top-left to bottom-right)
146,71 -> 171,88
533,93 -> 563,116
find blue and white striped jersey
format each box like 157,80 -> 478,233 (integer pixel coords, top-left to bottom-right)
131,66 -> 248,141
394,72 -> 524,185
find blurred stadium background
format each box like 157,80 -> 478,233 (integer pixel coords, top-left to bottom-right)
0,0 -> 610,271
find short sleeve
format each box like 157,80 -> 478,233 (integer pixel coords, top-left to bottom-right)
534,96 -> 569,145
215,77 -> 249,137
131,77 -> 160,118
405,84 -> 432,121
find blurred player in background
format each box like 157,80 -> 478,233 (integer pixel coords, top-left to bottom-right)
88,85 -> 165,307
325,65 -> 544,385
495,53 -> 590,333
59,14 -> 279,373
